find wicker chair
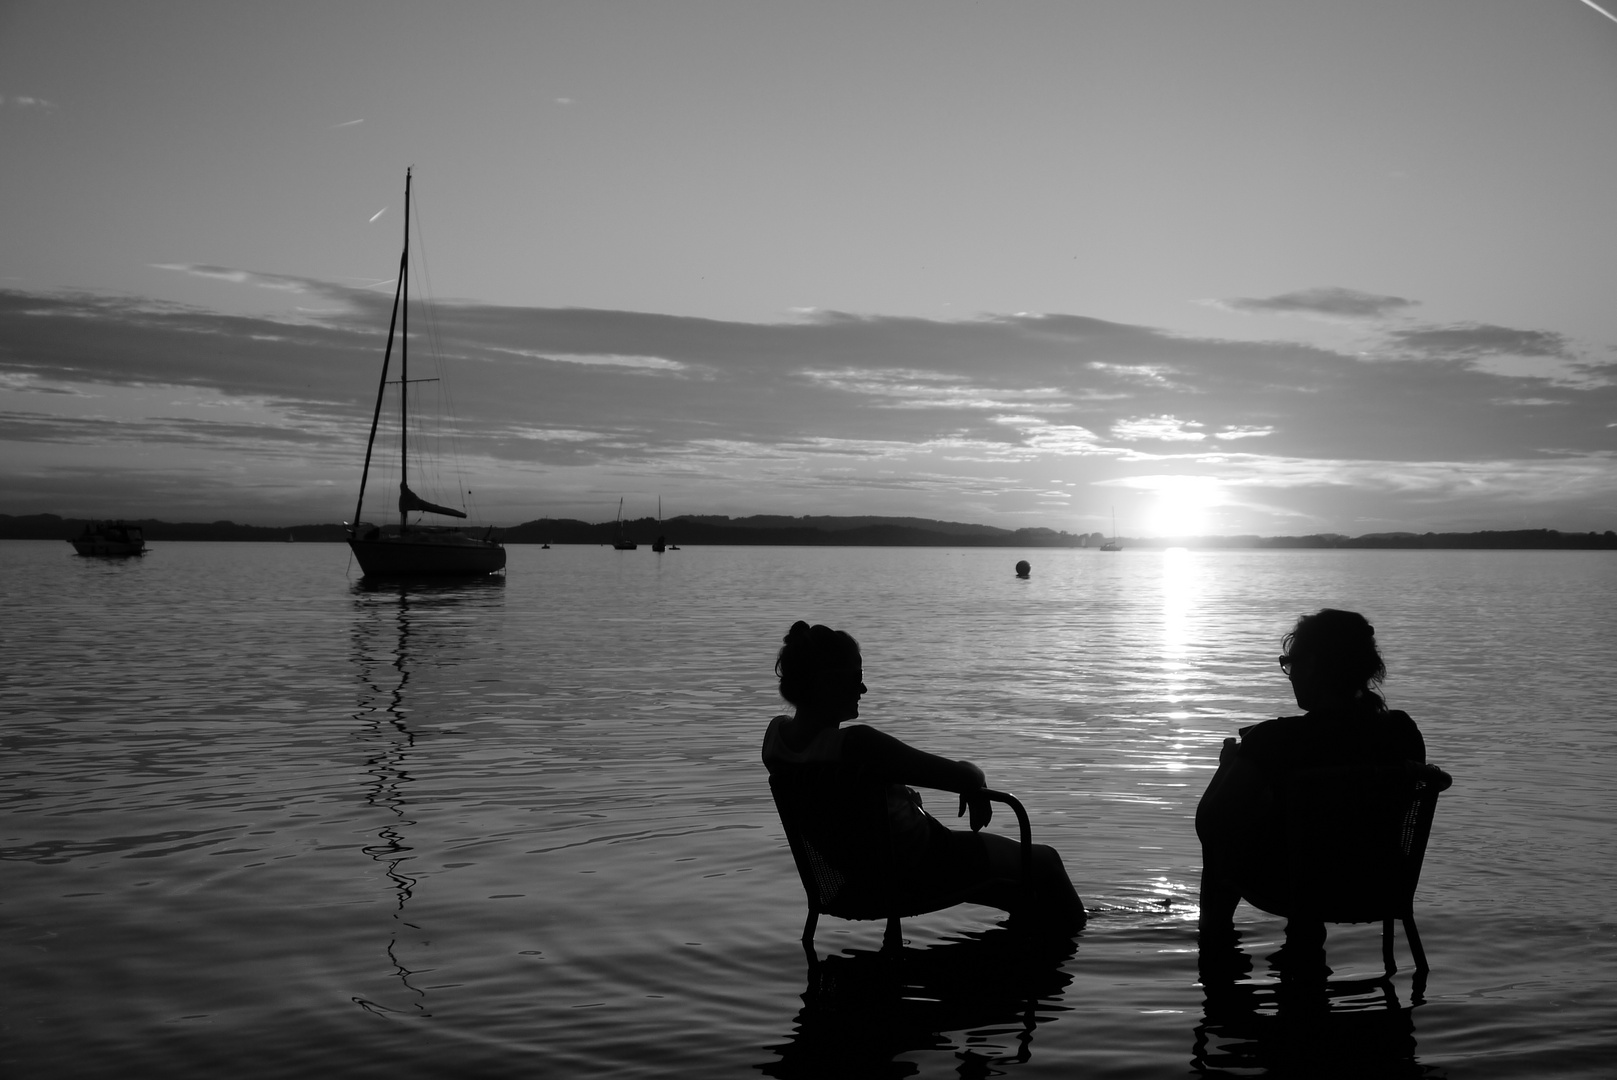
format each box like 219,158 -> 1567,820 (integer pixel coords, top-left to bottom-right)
768,765 -> 1032,953
1260,761 -> 1453,975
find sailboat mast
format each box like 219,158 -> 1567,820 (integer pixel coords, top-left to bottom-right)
350,189 -> 409,535
398,168 -> 412,532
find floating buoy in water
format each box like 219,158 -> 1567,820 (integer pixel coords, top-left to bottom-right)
1015,560 -> 1031,578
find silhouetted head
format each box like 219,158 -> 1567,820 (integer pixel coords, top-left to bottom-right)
775,620 -> 865,719
1280,608 -> 1387,713
1015,560 -> 1031,578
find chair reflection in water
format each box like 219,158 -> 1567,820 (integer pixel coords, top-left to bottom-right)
759,924 -> 1077,1079
770,768 -> 1037,955
1201,750 -> 1453,979
1193,940 -> 1425,1077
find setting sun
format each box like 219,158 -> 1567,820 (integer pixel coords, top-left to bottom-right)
1137,475 -> 1224,538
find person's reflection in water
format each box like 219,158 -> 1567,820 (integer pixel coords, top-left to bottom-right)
760,928 -> 1076,1079
1193,931 -> 1425,1078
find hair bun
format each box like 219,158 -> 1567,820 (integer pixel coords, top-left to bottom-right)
784,620 -> 812,645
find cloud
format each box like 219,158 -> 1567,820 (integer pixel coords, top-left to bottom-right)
990,416 -> 1109,457
1386,324 -> 1571,359
1112,415 -> 1206,442
2,277 -> 1614,529
153,264 -> 317,294
0,372 -> 81,395
0,95 -> 58,111
801,368 -> 1071,411
488,347 -> 689,372
1216,287 -> 1420,320
1380,323 -> 1614,386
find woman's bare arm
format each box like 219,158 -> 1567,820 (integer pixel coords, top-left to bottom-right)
842,725 -> 986,792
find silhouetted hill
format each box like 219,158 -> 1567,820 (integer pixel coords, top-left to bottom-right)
0,514 -> 349,542
674,514 -> 1013,537
498,516 -> 1086,547
6,514 -> 1614,549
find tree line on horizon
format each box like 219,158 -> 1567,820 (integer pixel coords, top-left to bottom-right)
5,512 -> 1615,549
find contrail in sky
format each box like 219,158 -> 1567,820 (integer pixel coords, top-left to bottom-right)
369,208 -> 387,223
1577,0 -> 1617,23
332,118 -> 365,128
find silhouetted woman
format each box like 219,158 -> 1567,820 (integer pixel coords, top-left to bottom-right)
1196,609 -> 1425,956
763,621 -> 1085,931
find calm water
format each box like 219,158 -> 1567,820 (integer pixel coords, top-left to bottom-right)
3,541 -> 1615,1078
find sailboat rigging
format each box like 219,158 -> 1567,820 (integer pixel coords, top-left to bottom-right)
613,498 -> 637,550
347,168 -> 506,577
1100,507 -> 1121,552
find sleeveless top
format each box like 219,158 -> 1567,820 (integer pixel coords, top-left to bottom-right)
762,715 -> 931,862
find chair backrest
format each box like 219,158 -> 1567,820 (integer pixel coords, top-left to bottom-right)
769,765 -> 900,920
1278,761 -> 1452,923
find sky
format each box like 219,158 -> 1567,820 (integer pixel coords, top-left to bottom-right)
2,0 -> 1615,537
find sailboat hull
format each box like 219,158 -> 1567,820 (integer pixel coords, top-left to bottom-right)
348,532 -> 505,577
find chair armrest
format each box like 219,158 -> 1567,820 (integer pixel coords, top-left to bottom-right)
980,789 -> 1033,886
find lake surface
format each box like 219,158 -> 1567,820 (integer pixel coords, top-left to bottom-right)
3,540 -> 1615,1078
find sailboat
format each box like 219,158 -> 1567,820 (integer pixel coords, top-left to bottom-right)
612,498 -> 637,550
1100,507 -> 1122,552
652,497 -> 666,552
347,169 -> 506,578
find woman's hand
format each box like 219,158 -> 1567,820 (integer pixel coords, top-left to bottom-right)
957,790 -> 993,831
956,760 -> 992,830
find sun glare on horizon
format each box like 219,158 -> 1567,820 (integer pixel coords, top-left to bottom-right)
1136,475 -> 1224,538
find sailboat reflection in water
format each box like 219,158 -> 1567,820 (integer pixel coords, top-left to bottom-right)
348,576 -> 505,1019
347,168 -> 505,577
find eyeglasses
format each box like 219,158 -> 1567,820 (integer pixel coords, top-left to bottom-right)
1277,654 -> 1292,675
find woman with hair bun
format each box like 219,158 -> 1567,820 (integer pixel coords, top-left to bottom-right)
763,620 -> 1085,931
1196,609 -> 1426,956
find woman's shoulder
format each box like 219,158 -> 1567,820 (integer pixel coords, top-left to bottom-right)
764,715 -> 846,767
1383,708 -> 1418,729
1378,709 -> 1425,761
1237,708 -> 1424,771
1235,714 -> 1304,747
839,724 -> 932,772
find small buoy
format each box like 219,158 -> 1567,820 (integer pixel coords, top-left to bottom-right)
1014,560 -> 1031,578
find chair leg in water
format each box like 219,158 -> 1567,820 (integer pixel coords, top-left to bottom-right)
1382,917 -> 1397,977
1404,913 -> 1430,973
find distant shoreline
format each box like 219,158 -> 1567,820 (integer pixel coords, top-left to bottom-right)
6,513 -> 1615,550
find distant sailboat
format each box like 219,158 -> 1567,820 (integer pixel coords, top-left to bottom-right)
613,498 -> 638,550
70,520 -> 145,557
346,168 -> 506,577
1100,507 -> 1121,552
652,497 -> 667,552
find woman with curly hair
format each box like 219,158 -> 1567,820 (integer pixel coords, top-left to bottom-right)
1196,609 -> 1426,957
